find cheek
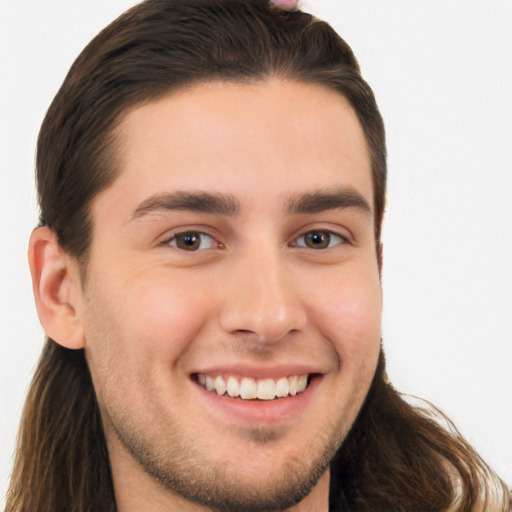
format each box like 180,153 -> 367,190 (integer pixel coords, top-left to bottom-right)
82,280 -> 210,438
128,274 -> 218,355
308,272 -> 382,363
82,271 -> 215,401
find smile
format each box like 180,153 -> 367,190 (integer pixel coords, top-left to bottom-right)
195,373 -> 310,400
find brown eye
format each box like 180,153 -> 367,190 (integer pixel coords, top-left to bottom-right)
169,232 -> 214,251
304,231 -> 330,249
295,230 -> 345,249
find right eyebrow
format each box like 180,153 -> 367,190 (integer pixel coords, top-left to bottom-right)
131,191 -> 241,220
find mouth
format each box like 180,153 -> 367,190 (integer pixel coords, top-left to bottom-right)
193,373 -> 312,401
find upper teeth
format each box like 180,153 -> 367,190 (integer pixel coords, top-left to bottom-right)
197,374 -> 309,400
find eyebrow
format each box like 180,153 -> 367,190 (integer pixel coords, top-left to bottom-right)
131,187 -> 371,221
285,189 -> 372,216
131,191 -> 241,219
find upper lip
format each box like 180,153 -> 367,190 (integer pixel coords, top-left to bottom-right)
191,363 -> 324,379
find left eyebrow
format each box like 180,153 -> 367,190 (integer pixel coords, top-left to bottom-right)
285,189 -> 372,216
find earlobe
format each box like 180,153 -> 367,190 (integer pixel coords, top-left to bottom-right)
28,226 -> 86,349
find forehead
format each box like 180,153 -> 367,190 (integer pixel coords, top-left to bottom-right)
97,79 -> 373,218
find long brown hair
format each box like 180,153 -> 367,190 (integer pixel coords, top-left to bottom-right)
5,1 -> 510,511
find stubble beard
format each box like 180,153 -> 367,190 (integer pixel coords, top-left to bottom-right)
109,412 -> 349,512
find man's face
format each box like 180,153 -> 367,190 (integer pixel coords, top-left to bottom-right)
77,79 -> 382,510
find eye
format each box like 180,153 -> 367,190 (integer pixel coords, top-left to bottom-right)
294,230 -> 347,250
167,231 -> 216,251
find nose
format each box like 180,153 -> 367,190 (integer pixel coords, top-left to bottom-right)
219,249 -> 307,344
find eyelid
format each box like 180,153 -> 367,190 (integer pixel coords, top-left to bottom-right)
289,227 -> 352,249
159,227 -> 224,250
171,232 -> 213,251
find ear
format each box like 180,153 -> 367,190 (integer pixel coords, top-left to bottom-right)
28,226 -> 86,349
378,241 -> 384,278
377,242 -> 384,309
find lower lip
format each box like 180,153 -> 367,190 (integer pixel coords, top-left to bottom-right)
192,375 -> 321,425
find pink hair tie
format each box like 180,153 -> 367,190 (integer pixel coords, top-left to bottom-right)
270,0 -> 301,12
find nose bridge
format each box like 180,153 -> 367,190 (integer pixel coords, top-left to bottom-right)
219,245 -> 306,343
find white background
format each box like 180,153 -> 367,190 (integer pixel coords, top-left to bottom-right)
1,0 -> 511,504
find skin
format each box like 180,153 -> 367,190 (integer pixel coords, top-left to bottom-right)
30,79 -> 382,511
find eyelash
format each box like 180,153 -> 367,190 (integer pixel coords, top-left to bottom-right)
291,230 -> 350,250
163,229 -> 350,252
165,231 -> 220,251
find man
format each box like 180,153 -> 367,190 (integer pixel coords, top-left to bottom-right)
3,1 -> 511,511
